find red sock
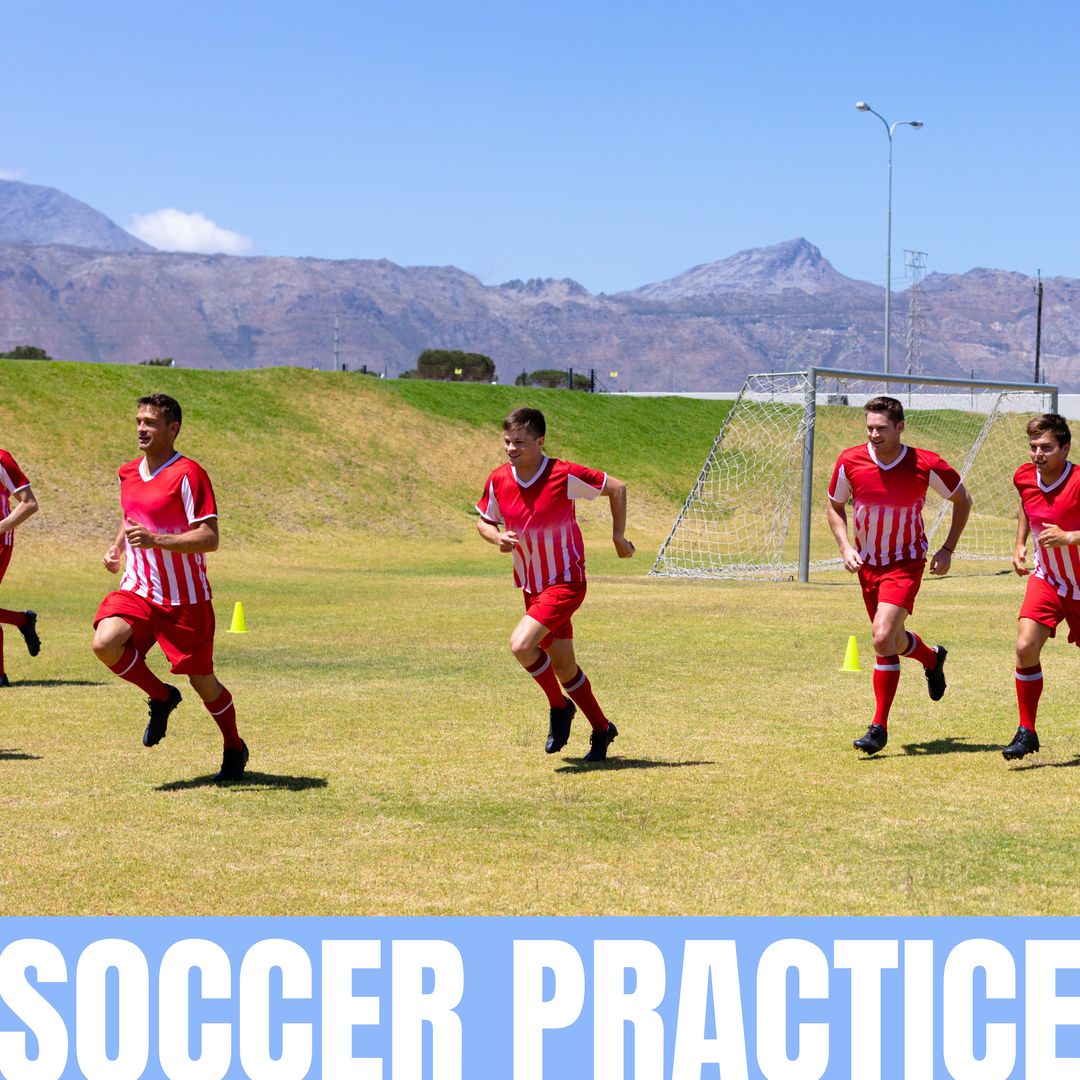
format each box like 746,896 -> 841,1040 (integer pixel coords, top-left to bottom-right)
0,625 -> 4,676
873,654 -> 901,729
525,653 -> 566,709
902,631 -> 938,668
561,667 -> 609,733
0,608 -> 27,627
204,687 -> 243,750
1015,665 -> 1043,731
109,644 -> 170,700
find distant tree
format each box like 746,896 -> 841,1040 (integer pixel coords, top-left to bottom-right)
415,349 -> 495,382
517,368 -> 591,391
0,345 -> 50,360
139,357 -> 175,367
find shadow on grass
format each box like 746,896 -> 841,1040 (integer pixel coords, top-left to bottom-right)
4,679 -> 108,687
555,758 -> 715,774
0,749 -> 42,761
1010,755 -> 1080,772
155,771 -> 329,792
899,737 -> 1003,756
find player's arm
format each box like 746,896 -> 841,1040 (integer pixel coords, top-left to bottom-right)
929,482 -> 973,576
477,516 -> 519,553
1012,507 -> 1031,576
125,517 -> 219,553
827,498 -> 862,572
603,475 -> 635,558
0,485 -> 38,535
103,517 -> 126,572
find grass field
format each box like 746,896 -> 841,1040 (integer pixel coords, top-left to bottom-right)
1,361 -> 1078,916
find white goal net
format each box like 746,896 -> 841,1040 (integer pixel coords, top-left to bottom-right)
651,368 -> 1057,580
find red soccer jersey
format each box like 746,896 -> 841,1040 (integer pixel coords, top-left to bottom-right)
117,452 -> 217,606
477,456 -> 607,592
0,449 -> 31,549
1014,460 -> 1080,599
829,443 -> 962,566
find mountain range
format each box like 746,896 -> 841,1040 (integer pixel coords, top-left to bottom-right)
0,179 -> 1072,389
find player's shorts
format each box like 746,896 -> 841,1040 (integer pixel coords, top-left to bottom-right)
0,543 -> 11,586
523,581 -> 587,650
94,590 -> 216,674
1019,573 -> 1080,646
858,559 -> 926,619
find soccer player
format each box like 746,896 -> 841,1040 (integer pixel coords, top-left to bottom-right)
1003,413 -> 1080,760
827,396 -> 972,755
0,448 -> 41,685
91,393 -> 248,782
476,407 -> 635,761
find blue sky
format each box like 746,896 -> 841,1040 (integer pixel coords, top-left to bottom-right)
6,0 -> 1079,293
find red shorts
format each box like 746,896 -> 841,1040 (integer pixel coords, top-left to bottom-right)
1019,574 -> 1080,646
0,543 -> 11,586
858,559 -> 925,619
523,581 -> 587,650
95,590 -> 216,674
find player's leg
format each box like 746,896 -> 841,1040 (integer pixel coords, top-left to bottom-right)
548,635 -> 618,762
187,671 -> 248,781
0,547 -> 37,682
166,602 -> 247,781
510,613 -> 568,709
1003,617 -> 1053,760
93,594 -> 181,746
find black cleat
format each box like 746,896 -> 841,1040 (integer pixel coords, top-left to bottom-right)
924,645 -> 947,701
0,673 -> 9,687
583,721 -> 618,762
18,611 -> 40,657
854,723 -> 888,755
546,699 -> 576,753
1002,726 -> 1040,761
215,740 -> 249,783
143,685 -> 182,747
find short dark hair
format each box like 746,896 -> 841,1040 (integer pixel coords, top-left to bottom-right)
137,393 -> 182,428
864,396 -> 905,423
1027,413 -> 1071,448
503,407 -> 545,438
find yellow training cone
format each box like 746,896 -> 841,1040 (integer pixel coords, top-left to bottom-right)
227,601 -> 248,634
840,635 -> 861,672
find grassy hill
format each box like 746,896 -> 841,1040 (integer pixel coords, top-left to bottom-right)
0,360 -> 728,549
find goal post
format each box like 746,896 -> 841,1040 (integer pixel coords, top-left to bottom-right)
651,367 -> 1058,583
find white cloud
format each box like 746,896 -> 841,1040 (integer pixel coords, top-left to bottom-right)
127,208 -> 254,255
0,168 -> 23,181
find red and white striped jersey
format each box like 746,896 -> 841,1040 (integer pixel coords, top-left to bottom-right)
0,448 -> 31,549
117,452 -> 217,606
477,456 -> 607,592
829,443 -> 962,566
1015,461 -> 1080,599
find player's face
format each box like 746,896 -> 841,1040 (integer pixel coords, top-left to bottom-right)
865,412 -> 904,455
136,406 -> 179,458
1029,432 -> 1070,479
503,426 -> 544,471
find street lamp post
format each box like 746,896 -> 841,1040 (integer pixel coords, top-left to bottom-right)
855,102 -> 923,377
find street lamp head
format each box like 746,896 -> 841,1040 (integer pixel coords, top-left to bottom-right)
909,121 -> 924,128
855,101 -> 871,111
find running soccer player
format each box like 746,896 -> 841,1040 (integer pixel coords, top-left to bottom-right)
476,407 -> 635,761
827,396 -> 972,755
1003,413 -> 1080,760
0,448 -> 41,685
91,394 -> 248,782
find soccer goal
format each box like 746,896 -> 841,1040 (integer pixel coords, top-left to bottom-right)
651,367 -> 1058,582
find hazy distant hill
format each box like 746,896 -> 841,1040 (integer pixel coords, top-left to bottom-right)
0,184 -> 1072,389
0,180 -> 153,253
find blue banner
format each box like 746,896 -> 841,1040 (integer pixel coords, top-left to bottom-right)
1,917 -> 1078,1078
